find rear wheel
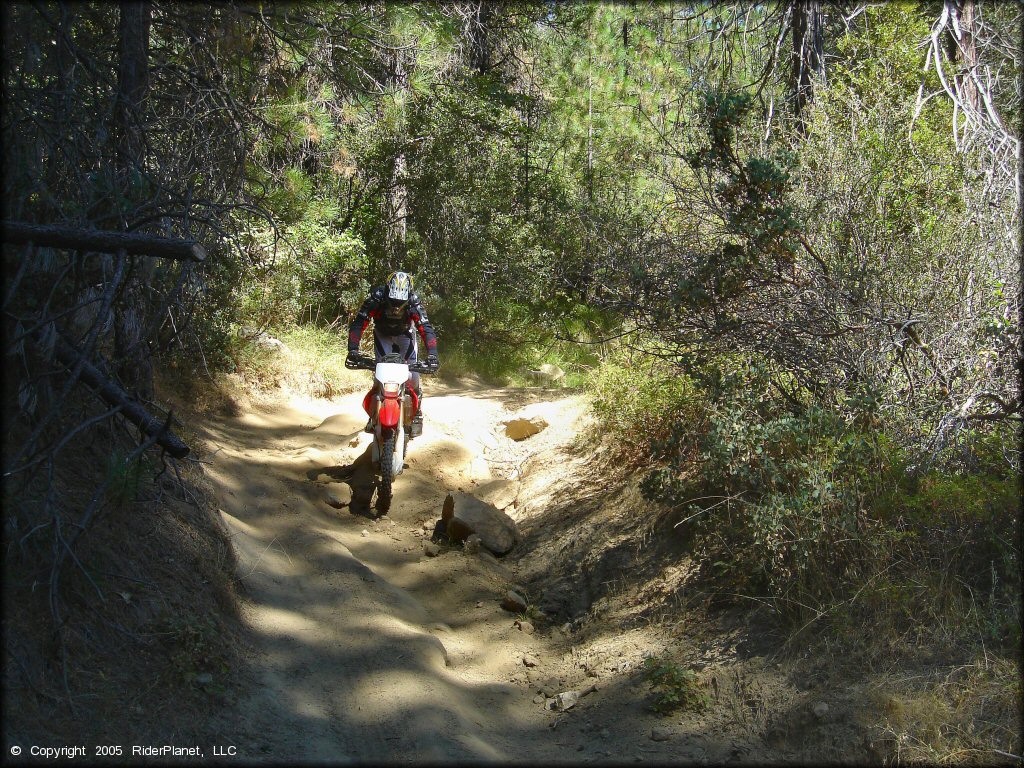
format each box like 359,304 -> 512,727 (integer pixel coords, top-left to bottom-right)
375,432 -> 394,515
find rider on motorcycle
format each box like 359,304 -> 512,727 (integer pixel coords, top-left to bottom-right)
345,271 -> 439,437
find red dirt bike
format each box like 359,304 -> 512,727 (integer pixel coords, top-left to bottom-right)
349,351 -> 435,514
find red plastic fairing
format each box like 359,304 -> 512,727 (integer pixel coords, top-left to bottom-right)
407,386 -> 420,417
362,389 -> 375,416
379,398 -> 401,428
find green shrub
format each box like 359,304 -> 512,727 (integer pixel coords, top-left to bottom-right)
881,472 -> 1019,605
641,358 -> 901,616
286,220 -> 367,325
591,350 -> 707,461
642,656 -> 708,714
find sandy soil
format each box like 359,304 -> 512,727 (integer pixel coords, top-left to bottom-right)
195,376 -> 873,764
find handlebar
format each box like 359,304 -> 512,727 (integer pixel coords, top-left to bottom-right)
347,354 -> 436,374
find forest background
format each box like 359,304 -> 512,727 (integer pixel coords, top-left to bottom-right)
2,1 -> 1020,761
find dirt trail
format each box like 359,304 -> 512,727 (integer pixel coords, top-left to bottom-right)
197,379 -> 596,761
195,377 -> 850,764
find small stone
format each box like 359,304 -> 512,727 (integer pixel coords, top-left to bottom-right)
533,695 -> 545,704
554,690 -> 580,711
599,728 -> 610,739
463,534 -> 482,555
515,620 -> 535,635
349,437 -> 360,447
422,520 -> 433,531
501,590 -> 528,613
539,677 -> 559,697
324,488 -> 350,508
476,601 -> 484,608
651,726 -> 672,742
522,654 -> 540,667
812,701 -> 829,720
424,542 -> 440,557
194,673 -> 213,686
360,529 -> 369,537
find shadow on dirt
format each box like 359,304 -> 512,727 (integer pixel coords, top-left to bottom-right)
306,445 -> 381,518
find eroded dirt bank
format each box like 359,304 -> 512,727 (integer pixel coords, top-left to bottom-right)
195,377 -> 877,763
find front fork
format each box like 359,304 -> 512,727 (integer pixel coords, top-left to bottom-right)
366,384 -> 417,468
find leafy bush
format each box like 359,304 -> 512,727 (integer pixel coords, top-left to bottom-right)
640,357 -> 901,615
285,218 -> 367,325
591,349 -> 707,462
642,656 -> 708,714
633,351 -> 1019,643
880,473 -> 1019,607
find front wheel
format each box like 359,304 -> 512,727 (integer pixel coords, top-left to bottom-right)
375,432 -> 395,515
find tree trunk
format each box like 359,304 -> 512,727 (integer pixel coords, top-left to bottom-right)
790,0 -> 825,134
116,0 -> 151,174
583,24 -> 595,303
471,1 -> 492,75
386,40 -> 412,270
1,221 -> 206,261
945,0 -> 980,113
114,1 -> 154,399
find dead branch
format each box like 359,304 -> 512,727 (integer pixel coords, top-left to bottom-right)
49,334 -> 190,459
1,221 -> 207,262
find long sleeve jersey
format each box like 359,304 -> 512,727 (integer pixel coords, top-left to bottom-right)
348,287 -> 438,355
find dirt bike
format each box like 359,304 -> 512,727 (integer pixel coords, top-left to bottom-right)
349,351 -> 435,515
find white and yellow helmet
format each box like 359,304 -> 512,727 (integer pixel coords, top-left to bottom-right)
386,271 -> 413,307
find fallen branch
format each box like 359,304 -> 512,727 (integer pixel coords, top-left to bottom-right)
50,334 -> 190,459
1,221 -> 207,262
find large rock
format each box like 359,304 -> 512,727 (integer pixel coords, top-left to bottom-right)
324,486 -> 351,509
249,330 -> 290,355
441,492 -> 518,555
501,590 -> 528,613
553,690 -> 579,711
502,416 -> 548,441
475,478 -> 518,510
539,363 -> 565,382
525,363 -> 565,385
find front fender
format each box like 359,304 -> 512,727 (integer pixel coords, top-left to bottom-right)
379,398 -> 401,428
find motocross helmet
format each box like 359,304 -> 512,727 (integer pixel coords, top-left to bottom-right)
384,271 -> 412,319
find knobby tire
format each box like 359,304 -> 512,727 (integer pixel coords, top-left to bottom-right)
376,433 -> 394,515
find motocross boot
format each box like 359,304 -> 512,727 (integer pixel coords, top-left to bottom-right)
410,387 -> 424,438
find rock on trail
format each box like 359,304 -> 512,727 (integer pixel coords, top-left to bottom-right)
503,416 -> 549,441
441,491 -> 519,556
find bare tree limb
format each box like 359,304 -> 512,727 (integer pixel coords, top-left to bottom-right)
1,221 -> 207,262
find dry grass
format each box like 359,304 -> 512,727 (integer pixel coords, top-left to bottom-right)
788,559 -> 1022,765
242,326 -> 366,399
869,656 -> 1021,764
